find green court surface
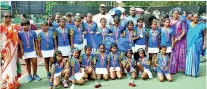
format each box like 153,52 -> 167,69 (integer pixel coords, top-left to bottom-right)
19,62 -> 206,89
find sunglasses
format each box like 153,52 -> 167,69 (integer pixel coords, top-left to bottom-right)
23,24 -> 30,26
67,15 -> 72,17
4,15 -> 12,18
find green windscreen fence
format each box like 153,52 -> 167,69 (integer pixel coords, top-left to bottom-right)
52,5 -> 205,16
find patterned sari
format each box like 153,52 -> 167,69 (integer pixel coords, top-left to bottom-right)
0,24 -> 21,89
169,19 -> 187,74
185,22 -> 206,77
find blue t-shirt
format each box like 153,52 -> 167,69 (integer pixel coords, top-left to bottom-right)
138,57 -> 151,71
66,22 -> 74,30
18,30 -> 37,52
52,21 -> 59,29
70,57 -> 81,73
71,25 -> 84,44
95,52 -> 109,68
110,25 -> 124,42
160,27 -> 174,47
123,56 -> 136,68
54,61 -> 65,74
148,29 -> 160,48
123,28 -> 135,47
55,27 -> 70,47
48,26 -> 55,32
81,54 -> 94,67
134,27 -> 146,45
38,30 -> 55,50
108,52 -> 121,67
121,15 -> 139,28
157,53 -> 169,67
83,21 -> 97,33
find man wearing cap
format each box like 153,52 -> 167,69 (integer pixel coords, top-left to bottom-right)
66,12 -> 74,29
121,7 -> 139,28
93,4 -> 114,28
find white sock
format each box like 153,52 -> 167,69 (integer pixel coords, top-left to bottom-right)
70,84 -> 75,89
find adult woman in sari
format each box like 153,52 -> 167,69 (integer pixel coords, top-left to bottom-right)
185,14 -> 206,77
0,11 -> 21,89
169,9 -> 187,74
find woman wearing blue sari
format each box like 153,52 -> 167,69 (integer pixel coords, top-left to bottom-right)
185,14 -> 206,77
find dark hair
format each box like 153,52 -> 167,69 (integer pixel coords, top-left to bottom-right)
55,13 -> 61,16
137,18 -> 143,23
110,43 -> 118,50
114,16 -> 120,22
41,22 -> 48,26
164,18 -> 170,22
146,8 -> 151,12
99,44 -> 105,48
21,19 -> 30,26
137,48 -> 146,57
127,20 -> 134,26
151,20 -> 157,25
74,16 -> 81,21
21,14 -> 26,18
59,17 -> 66,22
159,45 -> 167,50
1,11 -> 11,18
172,9 -> 182,15
100,18 -> 107,23
47,16 -> 54,20
53,51 -> 62,63
125,49 -> 133,56
87,13 -> 92,17
84,45 -> 92,51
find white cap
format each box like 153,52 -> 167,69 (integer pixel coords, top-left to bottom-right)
100,4 -> 106,7
76,13 -> 81,16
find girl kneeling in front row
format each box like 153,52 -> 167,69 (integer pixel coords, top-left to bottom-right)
49,51 -> 70,89
155,46 -> 172,82
108,43 -> 123,80
136,48 -> 153,80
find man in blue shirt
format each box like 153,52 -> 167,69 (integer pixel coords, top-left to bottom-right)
52,13 -> 61,29
121,7 -> 139,28
65,12 -> 74,29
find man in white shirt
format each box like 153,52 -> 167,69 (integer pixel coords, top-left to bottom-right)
93,4 -> 114,28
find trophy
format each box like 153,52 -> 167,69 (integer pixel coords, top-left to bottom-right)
128,66 -> 136,87
94,51 -> 101,88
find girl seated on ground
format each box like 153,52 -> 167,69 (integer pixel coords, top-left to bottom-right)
122,49 -> 137,87
136,48 -> 153,80
79,45 -> 96,80
70,48 -> 86,85
49,51 -> 70,89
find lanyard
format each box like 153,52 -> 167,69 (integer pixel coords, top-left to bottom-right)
44,31 -> 49,43
115,26 -> 119,40
86,55 -> 91,66
102,28 -> 106,41
101,53 -> 105,67
24,31 -> 30,46
112,53 -> 117,67
61,28 -> 66,43
128,30 -> 132,44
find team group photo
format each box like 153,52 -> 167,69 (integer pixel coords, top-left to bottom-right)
0,1 -> 206,89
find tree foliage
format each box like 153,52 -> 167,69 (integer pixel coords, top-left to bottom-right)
46,1 -> 206,15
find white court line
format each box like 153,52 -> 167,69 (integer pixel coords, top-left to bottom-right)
18,59 -> 44,81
